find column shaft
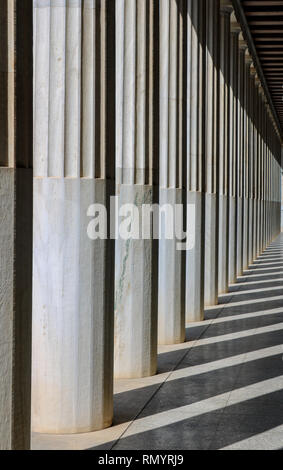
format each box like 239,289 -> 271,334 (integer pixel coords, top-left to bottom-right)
32,0 -> 115,433
218,6 -> 231,294
186,0 -> 206,321
242,53 -> 252,270
228,28 -> 239,284
158,0 -> 186,345
204,0 -> 219,307
114,0 -> 158,377
236,43 -> 246,276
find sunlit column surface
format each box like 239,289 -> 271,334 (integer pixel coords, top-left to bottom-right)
186,0 -> 206,321
204,0 -> 220,306
32,0 -> 115,433
218,1 -> 232,294
158,0 -> 186,345
114,0 -> 159,377
254,75 -> 261,258
228,15 -> 240,284
236,36 -> 248,276
248,65 -> 256,265
242,50 -> 253,270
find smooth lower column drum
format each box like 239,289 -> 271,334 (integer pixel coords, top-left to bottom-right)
32,0 -> 115,434
114,0 -> 159,378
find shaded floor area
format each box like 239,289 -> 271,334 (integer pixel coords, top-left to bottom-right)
33,234 -> 283,450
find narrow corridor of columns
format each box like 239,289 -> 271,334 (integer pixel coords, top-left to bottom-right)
33,234 -> 283,450
1,0 -> 283,451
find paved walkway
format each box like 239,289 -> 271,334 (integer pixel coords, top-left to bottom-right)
33,234 -> 283,450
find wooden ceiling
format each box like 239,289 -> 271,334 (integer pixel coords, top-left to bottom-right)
242,0 -> 283,128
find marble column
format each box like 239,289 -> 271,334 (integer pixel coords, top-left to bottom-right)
254,76 -> 261,258
259,88 -> 266,253
32,0 -> 115,434
252,72 -> 259,261
267,118 -> 272,244
204,0 -> 219,307
228,16 -> 240,285
218,1 -> 232,295
236,36 -> 247,277
248,66 -> 255,265
258,86 -> 264,255
186,0 -> 206,321
262,102 -> 267,249
158,0 -> 186,345
242,50 -> 253,271
114,0 -> 158,377
0,0 -> 33,450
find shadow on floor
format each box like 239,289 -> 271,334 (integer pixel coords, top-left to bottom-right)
89,235 -> 283,450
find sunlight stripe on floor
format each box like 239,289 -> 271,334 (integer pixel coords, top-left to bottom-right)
220,425 -> 283,450
122,376 -> 283,438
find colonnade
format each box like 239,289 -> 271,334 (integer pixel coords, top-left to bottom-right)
0,0 -> 282,449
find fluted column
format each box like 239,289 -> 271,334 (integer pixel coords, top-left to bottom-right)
236,36 -> 247,276
32,0 -> 115,434
254,76 -> 261,258
262,99 -> 267,249
158,0 -> 186,344
186,0 -> 206,322
259,87 -> 266,253
266,116 -> 271,245
257,86 -> 263,254
204,0 -> 219,306
218,1 -> 231,294
242,50 -> 252,270
251,70 -> 259,261
0,0 -> 33,450
228,15 -> 240,284
248,65 -> 255,265
115,0 -> 158,377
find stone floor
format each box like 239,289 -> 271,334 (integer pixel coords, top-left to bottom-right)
33,234 -> 283,450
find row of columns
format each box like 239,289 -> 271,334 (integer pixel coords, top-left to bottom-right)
0,0 -> 282,448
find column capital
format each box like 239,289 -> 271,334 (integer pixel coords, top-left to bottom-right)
230,11 -> 241,34
220,0 -> 233,15
245,49 -> 253,65
258,84 -> 265,96
239,33 -> 248,51
255,75 -> 261,88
